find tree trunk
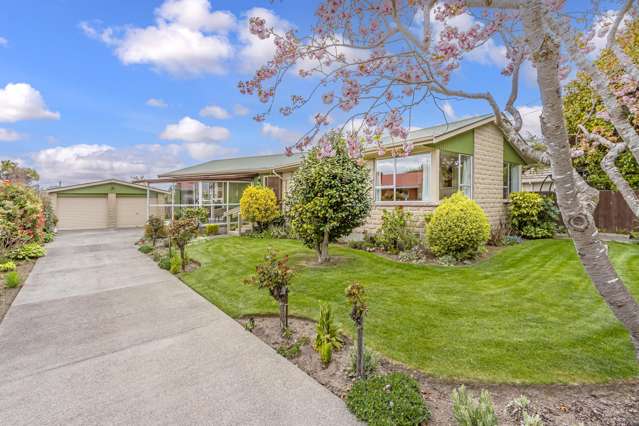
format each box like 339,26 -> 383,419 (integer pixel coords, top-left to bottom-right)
356,319 -> 365,379
317,228 -> 330,264
279,291 -> 288,334
523,4 -> 639,358
179,245 -> 186,272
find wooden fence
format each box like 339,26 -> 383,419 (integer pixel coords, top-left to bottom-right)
593,190 -> 638,233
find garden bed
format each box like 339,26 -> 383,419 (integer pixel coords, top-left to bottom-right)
241,315 -> 639,425
0,260 -> 35,323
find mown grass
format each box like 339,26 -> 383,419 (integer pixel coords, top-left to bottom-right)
181,237 -> 639,384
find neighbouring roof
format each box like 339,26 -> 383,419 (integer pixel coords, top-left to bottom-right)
46,179 -> 169,194
159,114 -> 518,179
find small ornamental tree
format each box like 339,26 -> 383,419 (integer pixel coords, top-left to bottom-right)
167,218 -> 198,272
286,135 -> 371,263
240,185 -> 280,231
346,282 -> 367,379
182,207 -> 209,224
244,248 -> 293,333
146,215 -> 164,247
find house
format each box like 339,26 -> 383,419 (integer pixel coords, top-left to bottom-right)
140,114 -> 529,234
47,179 -> 169,231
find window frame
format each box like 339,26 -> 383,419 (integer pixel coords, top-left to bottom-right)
439,151 -> 474,200
503,162 -> 521,199
374,152 -> 432,203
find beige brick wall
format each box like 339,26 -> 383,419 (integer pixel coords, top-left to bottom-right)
473,123 -> 507,228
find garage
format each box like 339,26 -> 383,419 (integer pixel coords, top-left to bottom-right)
47,179 -> 168,231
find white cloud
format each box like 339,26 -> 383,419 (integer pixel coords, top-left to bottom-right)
0,37 -> 7,46
200,104 -> 230,119
156,0 -> 236,33
261,123 -> 301,144
160,116 -> 230,142
183,142 -> 237,160
81,0 -> 235,76
0,83 -> 60,123
31,143 -> 184,186
0,128 -> 24,141
237,7 -> 293,73
518,105 -> 543,139
233,104 -> 249,116
441,102 -> 457,120
146,98 -> 167,107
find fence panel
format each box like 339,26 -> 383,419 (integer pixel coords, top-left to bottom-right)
594,190 -> 638,233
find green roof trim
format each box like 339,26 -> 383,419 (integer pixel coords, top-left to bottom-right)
432,130 -> 474,155
47,179 -> 168,195
504,139 -> 525,164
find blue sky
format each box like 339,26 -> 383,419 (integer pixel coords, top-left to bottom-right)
0,0 -> 603,186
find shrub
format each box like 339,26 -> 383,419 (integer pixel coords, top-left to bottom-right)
41,195 -> 58,233
182,207 -> 209,224
167,218 -> 198,272
0,183 -> 45,255
375,208 -> 419,254
5,271 -> 20,288
346,373 -> 430,426
0,260 -> 16,272
10,243 -> 46,260
348,240 -> 375,251
398,245 -> 429,264
426,192 -> 490,261
169,255 -> 181,274
348,347 -> 379,378
145,216 -> 166,246
158,256 -> 171,270
240,185 -> 280,231
451,385 -> 498,426
205,223 -> 219,236
244,249 -> 293,334
43,232 -> 54,243
508,192 -> 559,239
138,244 -> 153,254
286,134 -> 371,263
313,304 -> 343,366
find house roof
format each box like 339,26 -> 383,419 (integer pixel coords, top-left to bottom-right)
46,179 -> 169,194
159,152 -> 305,178
159,114 -> 525,179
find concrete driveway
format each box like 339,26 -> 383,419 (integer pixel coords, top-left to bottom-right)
0,229 -> 358,425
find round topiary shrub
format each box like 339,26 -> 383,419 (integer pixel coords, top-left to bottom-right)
346,372 -> 430,426
240,185 -> 280,231
426,192 -> 490,260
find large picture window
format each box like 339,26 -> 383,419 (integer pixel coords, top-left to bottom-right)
375,153 -> 431,202
503,162 -> 521,198
439,151 -> 473,199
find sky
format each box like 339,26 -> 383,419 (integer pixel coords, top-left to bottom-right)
0,0 -> 611,186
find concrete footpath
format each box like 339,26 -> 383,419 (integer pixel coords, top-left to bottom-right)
0,229 -> 358,425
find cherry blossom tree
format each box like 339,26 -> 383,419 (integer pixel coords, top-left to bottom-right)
239,0 -> 639,359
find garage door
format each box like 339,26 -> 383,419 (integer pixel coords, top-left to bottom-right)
116,197 -> 147,228
57,197 -> 109,230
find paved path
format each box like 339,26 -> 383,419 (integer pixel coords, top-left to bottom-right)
0,229 -> 358,425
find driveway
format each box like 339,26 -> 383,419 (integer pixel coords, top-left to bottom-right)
0,229 -> 357,425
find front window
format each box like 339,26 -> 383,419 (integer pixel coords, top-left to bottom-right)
503,163 -> 521,198
439,151 -> 473,199
375,153 -> 431,202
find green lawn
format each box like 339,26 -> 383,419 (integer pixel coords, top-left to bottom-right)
181,237 -> 639,384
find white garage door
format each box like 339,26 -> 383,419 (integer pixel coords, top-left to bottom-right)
116,197 -> 147,228
57,196 -> 109,230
